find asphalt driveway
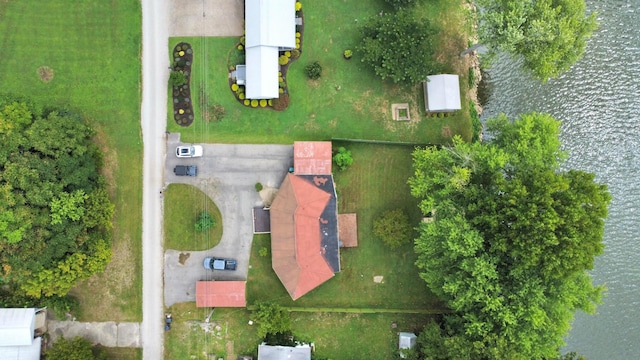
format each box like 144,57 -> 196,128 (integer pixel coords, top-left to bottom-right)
164,134 -> 293,306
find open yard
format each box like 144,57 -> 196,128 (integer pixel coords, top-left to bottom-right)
167,0 -> 475,145
164,184 -> 223,251
0,1 -> 143,322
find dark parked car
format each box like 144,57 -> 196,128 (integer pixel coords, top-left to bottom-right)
203,257 -> 237,271
174,165 -> 197,176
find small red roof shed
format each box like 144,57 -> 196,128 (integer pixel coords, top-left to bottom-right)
195,281 -> 247,308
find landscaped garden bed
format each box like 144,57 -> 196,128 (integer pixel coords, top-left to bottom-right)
171,42 -> 194,126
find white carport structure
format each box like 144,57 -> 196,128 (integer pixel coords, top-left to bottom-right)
245,0 -> 296,99
423,74 -> 461,112
0,308 -> 41,360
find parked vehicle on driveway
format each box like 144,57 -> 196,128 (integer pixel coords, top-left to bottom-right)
173,165 -> 197,176
203,257 -> 237,271
176,145 -> 203,158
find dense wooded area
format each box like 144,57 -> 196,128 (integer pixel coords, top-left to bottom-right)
406,113 -> 610,359
0,96 -> 113,301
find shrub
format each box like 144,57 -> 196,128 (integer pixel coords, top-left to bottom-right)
244,99 -> 250,106
240,36 -> 245,45
384,0 -> 415,9
255,182 -> 263,192
291,49 -> 301,59
253,302 -> 292,338
296,32 -> 301,38
343,49 -> 353,59
333,146 -> 353,171
260,99 -> 267,107
295,1 -> 302,11
195,212 -> 215,232
305,61 -> 322,80
210,103 -> 226,122
231,83 -> 239,92
272,94 -> 290,111
285,51 -> 291,58
259,247 -> 269,257
251,99 -> 259,107
268,99 -> 273,106
169,71 -> 186,87
373,209 -> 413,249
239,93 -> 245,100
237,44 -> 244,51
279,55 -> 289,66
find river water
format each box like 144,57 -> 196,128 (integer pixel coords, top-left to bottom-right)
479,0 -> 640,358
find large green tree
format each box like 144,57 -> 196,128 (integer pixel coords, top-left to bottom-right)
0,96 -> 113,298
478,0 -> 598,82
357,10 -> 439,83
46,336 -> 106,360
408,113 -> 610,359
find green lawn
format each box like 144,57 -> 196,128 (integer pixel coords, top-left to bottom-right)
168,0 -> 474,144
164,184 -> 223,251
0,0 -> 143,321
247,144 -> 444,310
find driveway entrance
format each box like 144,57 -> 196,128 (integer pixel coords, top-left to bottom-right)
169,0 -> 244,37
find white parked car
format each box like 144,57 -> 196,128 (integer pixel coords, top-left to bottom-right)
176,145 -> 203,158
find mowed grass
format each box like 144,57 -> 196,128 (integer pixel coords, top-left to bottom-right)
164,303 -> 262,360
0,1 -> 143,321
247,144 -> 444,310
164,184 -> 223,251
168,0 -> 474,144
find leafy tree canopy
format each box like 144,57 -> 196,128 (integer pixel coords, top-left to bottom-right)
357,10 -> 439,83
252,302 -> 292,338
373,209 -> 413,249
408,112 -> 610,359
0,95 -> 113,299
478,0 -> 598,82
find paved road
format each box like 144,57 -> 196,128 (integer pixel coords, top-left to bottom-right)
164,135 -> 293,307
141,0 -> 168,359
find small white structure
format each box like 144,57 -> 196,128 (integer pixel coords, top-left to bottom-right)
258,344 -> 311,360
245,0 -> 296,99
398,332 -> 417,358
423,74 -> 461,112
0,308 -> 42,360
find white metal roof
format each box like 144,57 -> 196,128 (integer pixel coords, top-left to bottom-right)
424,74 -> 461,112
399,332 -> 417,349
0,309 -> 35,347
0,337 -> 41,360
244,0 -> 295,99
258,344 -> 311,360
245,0 -> 296,49
246,46 -> 280,100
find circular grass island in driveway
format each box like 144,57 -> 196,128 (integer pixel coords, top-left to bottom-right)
163,184 -> 223,251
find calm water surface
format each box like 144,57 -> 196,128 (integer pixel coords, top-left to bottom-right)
480,1 -> 640,358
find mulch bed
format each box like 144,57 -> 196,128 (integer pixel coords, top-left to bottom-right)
172,42 -> 194,127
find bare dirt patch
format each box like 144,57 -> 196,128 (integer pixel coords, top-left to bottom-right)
178,252 -> 191,265
36,66 -> 54,82
373,275 -> 384,283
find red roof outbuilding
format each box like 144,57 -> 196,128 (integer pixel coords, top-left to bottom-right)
195,281 -> 246,308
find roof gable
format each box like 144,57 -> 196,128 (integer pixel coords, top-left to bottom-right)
424,74 -> 461,112
0,308 -> 35,346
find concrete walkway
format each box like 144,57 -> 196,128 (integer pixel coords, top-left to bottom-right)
48,321 -> 141,348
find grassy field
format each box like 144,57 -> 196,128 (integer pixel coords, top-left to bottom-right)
247,144 -> 444,310
0,1 -> 143,321
164,184 -> 223,251
168,0 -> 474,144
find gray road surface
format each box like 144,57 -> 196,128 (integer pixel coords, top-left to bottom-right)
141,0 -> 167,359
164,135 -> 293,307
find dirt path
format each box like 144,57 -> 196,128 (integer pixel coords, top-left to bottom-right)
141,0 -> 168,358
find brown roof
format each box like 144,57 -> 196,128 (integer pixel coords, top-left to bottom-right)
270,174 -> 335,300
294,141 -> 332,175
195,281 -> 246,308
338,213 -> 358,247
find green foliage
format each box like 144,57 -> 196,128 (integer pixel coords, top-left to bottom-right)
46,336 -> 106,360
478,0 -> 598,82
343,49 -> 353,59
279,55 -> 290,66
0,98 -> 113,299
255,182 -> 263,192
169,70 -> 186,87
291,49 -> 301,59
409,113 -> 611,359
259,247 -> 268,257
332,146 -> 353,171
253,302 -> 292,338
384,0 -> 415,10
305,61 -> 322,80
194,212 -> 215,232
469,100 -> 481,143
208,103 -> 226,122
373,209 -> 412,249
357,11 -> 439,83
